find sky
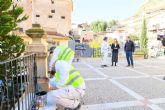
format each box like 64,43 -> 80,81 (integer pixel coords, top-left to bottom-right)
72,0 -> 145,24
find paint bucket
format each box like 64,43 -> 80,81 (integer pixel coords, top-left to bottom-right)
35,91 -> 47,107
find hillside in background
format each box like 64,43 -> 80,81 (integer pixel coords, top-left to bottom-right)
135,0 -> 165,15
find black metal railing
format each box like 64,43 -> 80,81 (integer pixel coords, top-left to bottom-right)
0,54 -> 37,110
93,48 -> 102,58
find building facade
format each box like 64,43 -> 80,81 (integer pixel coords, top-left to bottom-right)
120,9 -> 165,57
14,0 -> 73,47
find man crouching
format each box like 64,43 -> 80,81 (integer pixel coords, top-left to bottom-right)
44,60 -> 85,110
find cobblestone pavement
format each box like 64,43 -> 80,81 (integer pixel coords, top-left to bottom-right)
73,58 -> 165,110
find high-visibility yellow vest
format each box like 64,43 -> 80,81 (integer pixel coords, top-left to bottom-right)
57,46 -> 75,61
55,66 -> 85,87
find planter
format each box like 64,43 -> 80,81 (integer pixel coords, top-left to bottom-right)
26,24 -> 45,38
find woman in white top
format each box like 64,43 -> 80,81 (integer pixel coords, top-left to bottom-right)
101,37 -> 110,68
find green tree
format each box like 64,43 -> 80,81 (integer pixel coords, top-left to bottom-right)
90,20 -> 107,32
108,20 -> 118,28
0,0 -> 28,61
140,18 -> 148,56
129,34 -> 139,42
89,37 -> 102,48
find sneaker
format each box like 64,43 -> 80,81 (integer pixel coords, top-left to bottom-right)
101,65 -> 105,68
163,76 -> 165,80
126,65 -> 130,67
104,65 -> 108,67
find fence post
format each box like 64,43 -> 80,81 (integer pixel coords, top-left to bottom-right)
33,54 -> 37,93
93,48 -> 94,58
26,24 -> 49,91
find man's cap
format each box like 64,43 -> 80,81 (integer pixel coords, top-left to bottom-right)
49,46 -> 56,53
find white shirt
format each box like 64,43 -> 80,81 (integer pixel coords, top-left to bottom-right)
49,60 -> 70,88
101,41 -> 109,53
48,47 -> 62,71
49,60 -> 85,89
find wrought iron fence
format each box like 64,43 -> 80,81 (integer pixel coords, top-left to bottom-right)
93,48 -> 102,58
0,54 -> 37,110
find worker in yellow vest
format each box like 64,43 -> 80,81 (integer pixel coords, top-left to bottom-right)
45,60 -> 85,110
48,45 -> 75,72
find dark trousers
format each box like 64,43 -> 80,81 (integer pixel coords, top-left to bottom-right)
112,52 -> 118,66
126,51 -> 134,66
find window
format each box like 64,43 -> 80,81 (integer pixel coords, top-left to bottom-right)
61,16 -> 65,19
51,10 -> 55,13
51,0 -> 54,4
36,15 -> 40,17
48,15 -> 53,18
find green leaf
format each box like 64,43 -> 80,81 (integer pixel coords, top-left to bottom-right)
0,0 -> 27,61
140,18 -> 148,55
90,20 -> 107,32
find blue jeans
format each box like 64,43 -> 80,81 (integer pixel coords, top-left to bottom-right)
126,51 -> 134,66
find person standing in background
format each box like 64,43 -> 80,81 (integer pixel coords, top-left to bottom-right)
101,37 -> 110,68
111,39 -> 120,66
124,36 -> 135,68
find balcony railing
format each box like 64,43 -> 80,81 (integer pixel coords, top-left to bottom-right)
0,54 -> 37,110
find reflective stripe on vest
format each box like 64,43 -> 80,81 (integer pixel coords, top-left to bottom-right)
69,69 -> 77,75
64,68 -> 84,87
57,46 -> 74,61
61,47 -> 68,58
65,69 -> 80,85
61,49 -> 73,60
66,75 -> 80,85
55,68 -> 84,87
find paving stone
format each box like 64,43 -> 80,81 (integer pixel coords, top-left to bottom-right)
155,76 -> 165,80
111,106 -> 152,110
99,67 -> 143,77
83,80 -> 135,105
73,62 -> 89,68
76,58 -> 165,109
117,78 -> 165,99
157,103 -> 165,109
79,68 -> 104,79
133,67 -> 165,75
